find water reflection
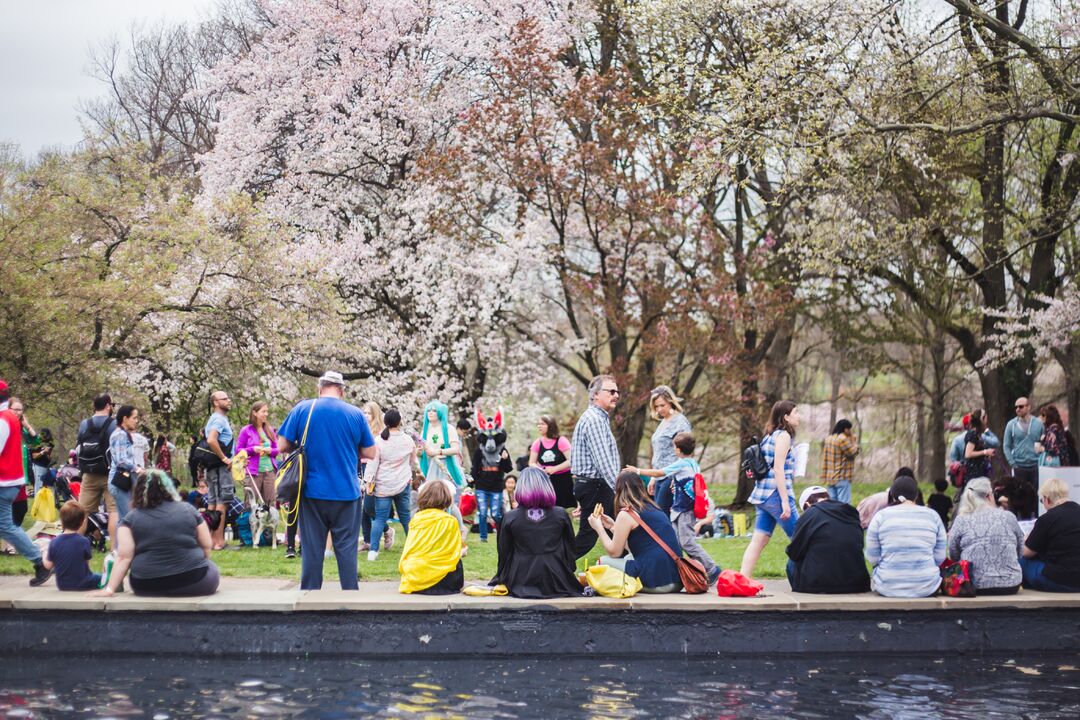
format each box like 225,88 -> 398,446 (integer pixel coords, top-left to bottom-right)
0,655 -> 1077,718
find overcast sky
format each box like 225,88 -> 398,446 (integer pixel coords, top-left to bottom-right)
0,0 -> 216,157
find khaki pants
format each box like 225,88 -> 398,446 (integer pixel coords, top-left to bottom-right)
246,470 -> 277,506
79,473 -> 117,515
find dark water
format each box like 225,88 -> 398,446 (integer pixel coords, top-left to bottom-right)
0,654 -> 1078,718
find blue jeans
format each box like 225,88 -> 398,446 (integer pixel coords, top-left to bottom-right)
109,481 -> 131,520
298,497 -> 361,590
827,481 -> 851,505
654,477 -> 674,515
1020,557 -> 1080,592
753,490 -> 798,537
475,489 -> 503,541
370,489 -> 411,552
0,486 -> 41,564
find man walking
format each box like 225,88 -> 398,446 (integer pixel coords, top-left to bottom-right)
0,380 -> 52,586
821,419 -> 860,505
570,374 -> 621,559
76,393 -> 118,546
278,371 -> 375,590
1003,397 -> 1043,487
204,391 -> 235,551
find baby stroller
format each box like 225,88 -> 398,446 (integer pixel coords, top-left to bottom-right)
84,511 -> 109,552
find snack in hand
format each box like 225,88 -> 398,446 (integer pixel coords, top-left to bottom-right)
592,503 -> 604,518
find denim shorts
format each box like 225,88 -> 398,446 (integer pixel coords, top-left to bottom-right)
754,490 -> 798,537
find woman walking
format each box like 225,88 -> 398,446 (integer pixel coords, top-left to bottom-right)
646,386 -> 691,513
108,405 -> 144,524
235,402 -> 279,507
740,400 -> 800,579
366,409 -> 417,561
528,415 -> 574,509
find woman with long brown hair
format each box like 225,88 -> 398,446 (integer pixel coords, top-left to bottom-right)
235,402 -> 279,507
528,414 -> 574,509
1036,404 -> 1070,468
740,400 -> 801,578
589,470 -> 683,593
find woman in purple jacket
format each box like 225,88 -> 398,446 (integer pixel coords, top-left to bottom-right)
235,402 -> 279,506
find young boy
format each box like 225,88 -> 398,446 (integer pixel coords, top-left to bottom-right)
628,432 -> 721,585
927,478 -> 953,527
44,501 -> 101,591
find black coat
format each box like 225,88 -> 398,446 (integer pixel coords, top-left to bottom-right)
493,507 -> 581,598
785,500 -> 871,594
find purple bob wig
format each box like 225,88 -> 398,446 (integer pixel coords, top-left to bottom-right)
516,467 -> 557,509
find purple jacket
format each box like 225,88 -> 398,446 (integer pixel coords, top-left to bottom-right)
235,424 -> 279,476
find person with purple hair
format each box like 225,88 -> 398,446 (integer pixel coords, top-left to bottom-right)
491,467 -> 581,598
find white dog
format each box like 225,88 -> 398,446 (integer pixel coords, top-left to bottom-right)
249,502 -> 280,549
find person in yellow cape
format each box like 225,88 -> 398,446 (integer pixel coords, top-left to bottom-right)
399,480 -> 464,594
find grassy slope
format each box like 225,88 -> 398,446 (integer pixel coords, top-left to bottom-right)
0,482 -> 893,581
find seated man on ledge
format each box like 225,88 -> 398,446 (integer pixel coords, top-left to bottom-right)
786,485 -> 870,594
1021,478 -> 1080,592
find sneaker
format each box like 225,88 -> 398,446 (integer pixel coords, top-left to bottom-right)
285,548 -> 296,559
480,537 -> 488,543
29,562 -> 52,587
367,550 -> 379,562
383,526 -> 395,550
706,566 -> 721,586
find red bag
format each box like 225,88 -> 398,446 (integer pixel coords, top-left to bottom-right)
459,491 -> 477,517
693,473 -> 708,519
715,570 -> 764,597
939,559 -> 975,597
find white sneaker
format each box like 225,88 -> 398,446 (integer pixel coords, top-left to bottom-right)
367,550 -> 379,562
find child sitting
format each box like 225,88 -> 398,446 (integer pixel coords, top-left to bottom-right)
44,501 -> 101,591
927,478 -> 953,528
627,432 -> 721,585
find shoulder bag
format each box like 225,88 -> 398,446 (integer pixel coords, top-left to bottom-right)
626,507 -> 709,594
275,399 -> 317,527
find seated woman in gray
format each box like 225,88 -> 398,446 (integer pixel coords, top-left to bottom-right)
947,477 -> 1023,595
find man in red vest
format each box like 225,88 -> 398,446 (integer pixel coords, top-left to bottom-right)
0,380 -> 52,586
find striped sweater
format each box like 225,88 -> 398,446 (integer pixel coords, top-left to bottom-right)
865,504 -> 946,598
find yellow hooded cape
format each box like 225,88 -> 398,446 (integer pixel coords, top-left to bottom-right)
398,508 -> 462,593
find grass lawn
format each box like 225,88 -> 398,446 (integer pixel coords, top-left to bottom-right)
0,481 -> 896,582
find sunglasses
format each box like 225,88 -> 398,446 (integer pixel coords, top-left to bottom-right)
602,388 -> 620,395
1015,405 -> 1027,409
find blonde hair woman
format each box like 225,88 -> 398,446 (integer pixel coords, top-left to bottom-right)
645,386 -> 691,514
1021,478 -> 1080,591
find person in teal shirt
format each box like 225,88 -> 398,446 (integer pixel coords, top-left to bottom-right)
1003,397 -> 1043,487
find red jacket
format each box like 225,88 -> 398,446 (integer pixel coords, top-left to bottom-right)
0,409 -> 24,486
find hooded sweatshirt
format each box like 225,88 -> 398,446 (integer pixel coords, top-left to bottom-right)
786,499 -> 871,594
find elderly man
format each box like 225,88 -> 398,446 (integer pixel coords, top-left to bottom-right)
570,374 -> 621,559
278,371 -> 375,590
1003,397 -> 1043,487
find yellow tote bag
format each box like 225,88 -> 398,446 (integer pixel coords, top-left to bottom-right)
30,487 -> 58,523
586,565 -> 642,598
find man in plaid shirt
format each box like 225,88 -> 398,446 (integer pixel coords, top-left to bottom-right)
821,419 -> 859,505
570,374 -> 621,558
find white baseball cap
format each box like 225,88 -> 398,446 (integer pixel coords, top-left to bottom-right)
799,485 -> 829,510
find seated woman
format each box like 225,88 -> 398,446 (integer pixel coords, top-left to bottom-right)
947,477 -> 1023,595
1021,477 -> 1080,592
398,480 -> 464,595
90,470 -> 220,597
865,475 -> 946,598
590,470 -> 683,594
491,467 -> 580,598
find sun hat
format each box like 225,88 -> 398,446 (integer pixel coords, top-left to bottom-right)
318,370 -> 346,387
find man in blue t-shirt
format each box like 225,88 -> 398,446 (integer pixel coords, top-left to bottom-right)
278,371 -> 375,590
204,391 -> 234,550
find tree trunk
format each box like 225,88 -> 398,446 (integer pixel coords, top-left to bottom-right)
731,376 -> 760,508
915,397 -> 928,482
930,333 -> 949,479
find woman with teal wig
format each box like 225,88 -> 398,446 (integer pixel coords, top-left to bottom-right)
421,401 -> 469,548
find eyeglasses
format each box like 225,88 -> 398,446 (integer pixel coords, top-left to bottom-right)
1015,404 -> 1027,409
602,388 -> 620,395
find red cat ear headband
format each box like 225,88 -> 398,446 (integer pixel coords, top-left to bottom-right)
475,407 -> 504,431
962,413 -> 971,428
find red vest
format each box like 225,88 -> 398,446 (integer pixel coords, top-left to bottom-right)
0,410 -> 24,485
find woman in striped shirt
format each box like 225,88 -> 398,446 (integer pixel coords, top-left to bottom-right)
865,475 -> 946,597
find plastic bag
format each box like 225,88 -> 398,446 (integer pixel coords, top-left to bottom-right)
463,583 -> 508,597
30,487 -> 58,523
586,565 -> 642,598
715,569 -> 764,597
231,450 -> 249,484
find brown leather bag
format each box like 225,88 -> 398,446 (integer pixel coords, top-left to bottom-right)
626,508 -> 709,594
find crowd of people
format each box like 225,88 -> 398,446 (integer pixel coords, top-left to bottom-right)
0,373 -> 1078,602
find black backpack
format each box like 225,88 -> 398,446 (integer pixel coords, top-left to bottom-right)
740,435 -> 769,484
77,416 -> 114,475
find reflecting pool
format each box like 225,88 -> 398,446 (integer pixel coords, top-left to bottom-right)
0,654 -> 1078,718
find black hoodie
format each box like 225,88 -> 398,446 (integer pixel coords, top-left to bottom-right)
785,499 -> 871,594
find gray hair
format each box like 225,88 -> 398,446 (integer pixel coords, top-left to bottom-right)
956,477 -> 993,517
588,375 -> 616,401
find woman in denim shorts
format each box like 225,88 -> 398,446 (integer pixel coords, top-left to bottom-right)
740,400 -> 801,578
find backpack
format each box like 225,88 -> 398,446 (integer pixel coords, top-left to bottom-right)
693,473 -> 708,519
77,416 -> 113,475
740,436 -> 769,485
